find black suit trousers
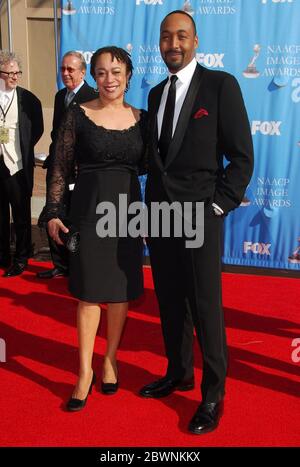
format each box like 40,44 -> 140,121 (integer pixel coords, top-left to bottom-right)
46,231 -> 69,271
147,213 -> 227,403
0,160 -> 31,264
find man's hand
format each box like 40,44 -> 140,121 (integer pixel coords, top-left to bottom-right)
48,218 -> 69,245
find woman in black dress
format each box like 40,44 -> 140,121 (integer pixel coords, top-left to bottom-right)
45,47 -> 147,411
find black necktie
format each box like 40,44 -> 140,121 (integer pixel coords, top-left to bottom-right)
158,75 -> 178,163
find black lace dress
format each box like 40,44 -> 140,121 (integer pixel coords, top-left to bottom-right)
44,104 -> 147,302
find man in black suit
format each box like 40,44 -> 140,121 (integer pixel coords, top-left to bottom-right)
0,51 -> 43,277
37,51 -> 97,279
140,11 -> 254,434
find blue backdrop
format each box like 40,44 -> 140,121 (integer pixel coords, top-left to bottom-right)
60,0 -> 300,270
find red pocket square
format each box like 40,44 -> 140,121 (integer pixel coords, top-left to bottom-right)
194,108 -> 208,119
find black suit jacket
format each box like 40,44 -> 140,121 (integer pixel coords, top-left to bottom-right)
45,80 -> 97,166
146,64 -> 254,215
16,86 -> 44,195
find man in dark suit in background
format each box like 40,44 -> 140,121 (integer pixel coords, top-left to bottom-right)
140,11 -> 254,434
0,51 -> 43,277
37,51 -> 97,279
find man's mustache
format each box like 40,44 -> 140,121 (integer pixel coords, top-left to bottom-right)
165,50 -> 183,56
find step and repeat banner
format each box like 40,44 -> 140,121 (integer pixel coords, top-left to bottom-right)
60,0 -> 300,270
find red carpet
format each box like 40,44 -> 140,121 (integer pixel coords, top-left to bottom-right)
0,261 -> 299,447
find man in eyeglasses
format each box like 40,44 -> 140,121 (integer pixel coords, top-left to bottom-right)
0,50 -> 43,276
37,51 -> 97,279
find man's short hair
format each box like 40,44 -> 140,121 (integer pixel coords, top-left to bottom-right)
161,10 -> 197,35
62,51 -> 87,71
0,50 -> 21,69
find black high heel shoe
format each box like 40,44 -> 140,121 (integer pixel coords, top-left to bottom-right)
101,361 -> 118,395
101,380 -> 119,395
66,371 -> 96,412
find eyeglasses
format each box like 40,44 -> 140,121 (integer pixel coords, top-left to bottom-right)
60,66 -> 81,74
0,70 -> 22,78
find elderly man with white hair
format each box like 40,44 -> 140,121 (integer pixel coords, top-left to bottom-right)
0,50 -> 43,276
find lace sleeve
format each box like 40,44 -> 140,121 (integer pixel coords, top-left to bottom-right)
40,108 -> 76,223
138,109 -> 149,176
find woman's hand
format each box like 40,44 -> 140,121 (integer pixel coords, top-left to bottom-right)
48,218 -> 69,245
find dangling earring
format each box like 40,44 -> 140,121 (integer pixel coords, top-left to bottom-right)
125,81 -> 130,93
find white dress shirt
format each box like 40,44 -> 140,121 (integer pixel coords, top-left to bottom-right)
0,88 -> 14,114
157,57 -> 197,139
65,80 -> 85,107
157,57 -> 224,215
0,88 -> 23,175
0,88 -> 15,157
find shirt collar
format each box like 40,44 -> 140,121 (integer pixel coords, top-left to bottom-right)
0,88 -> 15,97
168,57 -> 197,85
69,80 -> 85,95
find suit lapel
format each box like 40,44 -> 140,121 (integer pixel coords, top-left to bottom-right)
72,81 -> 87,104
16,87 -> 24,151
150,79 -> 167,172
16,86 -> 22,121
165,65 -> 204,168
59,88 -> 67,113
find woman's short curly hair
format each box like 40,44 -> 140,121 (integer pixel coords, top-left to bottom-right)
90,46 -> 133,81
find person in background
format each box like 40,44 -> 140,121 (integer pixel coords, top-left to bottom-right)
37,51 -> 97,279
0,50 -> 43,276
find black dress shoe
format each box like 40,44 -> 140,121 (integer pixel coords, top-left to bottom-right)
36,267 -> 68,279
66,371 -> 96,412
188,400 -> 224,435
4,262 -> 27,277
101,380 -> 119,395
139,376 -> 195,399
